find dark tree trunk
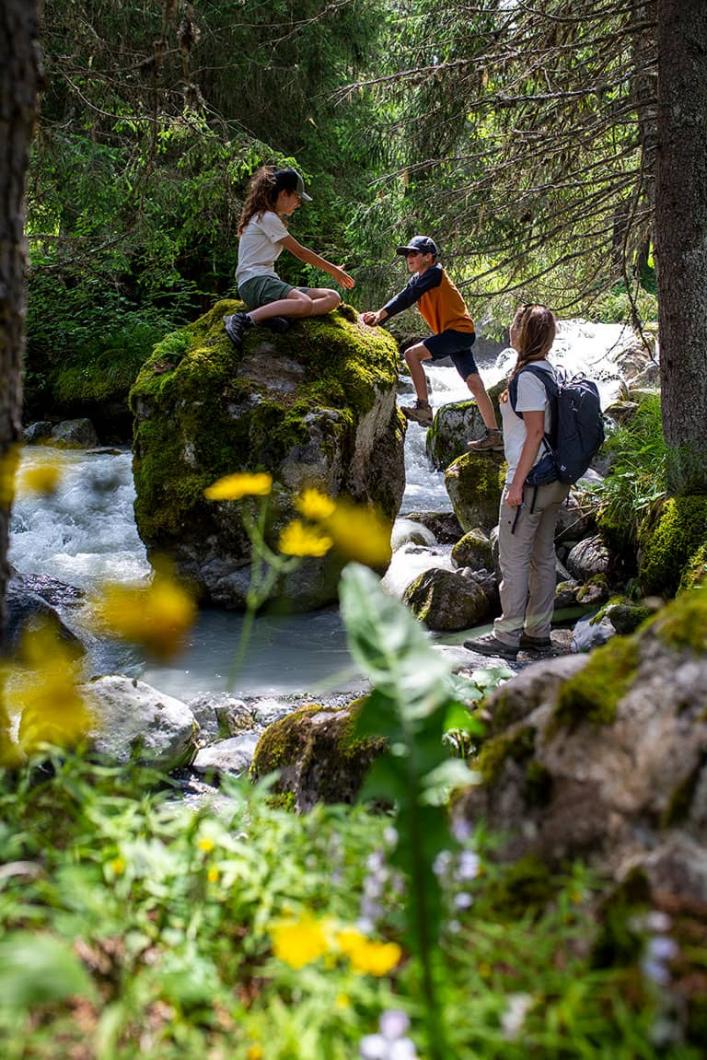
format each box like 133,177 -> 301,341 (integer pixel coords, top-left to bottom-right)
655,0 -> 707,494
0,1 -> 41,633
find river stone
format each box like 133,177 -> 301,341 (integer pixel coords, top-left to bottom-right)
425,378 -> 506,471
554,578 -> 580,608
455,586 -> 707,876
23,421 -> 53,444
130,302 -> 404,611
451,528 -> 493,570
2,582 -> 84,656
188,693 -> 255,742
554,490 -> 596,544
49,418 -> 99,448
391,518 -> 436,551
404,510 -> 464,544
192,733 -> 260,777
250,701 -> 384,811
85,676 -> 198,770
402,567 -> 490,631
566,534 -> 612,580
444,451 -> 504,534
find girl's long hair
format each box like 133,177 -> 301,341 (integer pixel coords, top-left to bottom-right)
501,303 -> 556,401
238,165 -> 293,234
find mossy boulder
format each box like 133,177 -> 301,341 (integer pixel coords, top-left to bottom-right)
451,528 -> 493,571
129,301 -> 405,610
425,379 -> 506,471
444,450 -> 505,534
402,567 -> 490,631
456,585 -> 707,874
249,700 -> 384,811
638,495 -> 707,597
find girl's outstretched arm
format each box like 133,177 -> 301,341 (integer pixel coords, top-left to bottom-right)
279,234 -> 355,289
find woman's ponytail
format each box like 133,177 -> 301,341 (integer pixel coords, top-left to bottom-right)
238,165 -> 279,234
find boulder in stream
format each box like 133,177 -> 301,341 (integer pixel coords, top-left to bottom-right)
444,451 -> 505,534
130,302 -> 404,611
403,567 -> 490,630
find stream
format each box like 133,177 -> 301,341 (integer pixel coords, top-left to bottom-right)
9,319 -> 632,700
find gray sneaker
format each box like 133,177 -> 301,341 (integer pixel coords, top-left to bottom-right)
223,312 -> 252,348
402,400 -> 433,427
467,429 -> 504,452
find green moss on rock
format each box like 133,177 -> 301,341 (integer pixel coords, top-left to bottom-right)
553,635 -> 639,730
474,725 -> 536,785
444,450 -> 505,533
638,495 -> 707,597
650,583 -> 707,655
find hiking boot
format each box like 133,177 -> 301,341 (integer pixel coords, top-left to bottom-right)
467,429 -> 504,453
402,400 -> 433,427
264,316 -> 291,334
463,633 -> 518,659
519,633 -> 552,651
223,312 -> 253,348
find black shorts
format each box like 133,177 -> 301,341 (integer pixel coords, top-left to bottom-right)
423,330 -> 477,380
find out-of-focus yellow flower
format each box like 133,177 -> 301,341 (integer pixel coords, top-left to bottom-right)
323,502 -> 392,569
336,928 -> 402,976
335,993 -> 351,1010
246,1046 -> 263,1060
10,622 -> 93,754
204,472 -> 272,501
197,836 -> 215,854
295,487 -> 336,521
109,856 -> 126,876
0,445 -> 20,506
207,866 -> 219,883
278,519 -> 333,558
19,459 -> 64,497
271,916 -> 329,969
91,575 -> 195,660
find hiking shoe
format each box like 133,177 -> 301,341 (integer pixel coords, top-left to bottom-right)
520,633 -> 552,651
463,633 -> 519,659
223,312 -> 253,348
402,400 -> 433,427
264,316 -> 291,334
467,429 -> 504,453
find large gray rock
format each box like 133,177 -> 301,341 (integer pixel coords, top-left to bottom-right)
456,590 -> 707,878
566,534 -> 612,580
425,400 -> 485,470
444,451 -> 504,534
192,733 -> 260,776
451,528 -> 493,570
554,490 -> 596,544
403,567 -> 490,631
49,418 -> 99,448
131,302 -> 405,611
188,693 -> 255,742
85,676 -> 199,770
403,510 -> 463,544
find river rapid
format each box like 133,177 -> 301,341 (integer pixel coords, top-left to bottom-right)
9,320 -> 632,700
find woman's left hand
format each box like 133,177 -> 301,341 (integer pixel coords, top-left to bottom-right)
506,483 -> 524,508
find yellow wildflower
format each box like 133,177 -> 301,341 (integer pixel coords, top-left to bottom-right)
10,622 -> 93,753
0,445 -> 20,506
271,916 -> 329,969
347,939 -> 402,977
295,487 -> 336,521
207,866 -> 220,883
246,1046 -> 263,1060
335,993 -> 351,1010
336,927 -> 368,957
91,575 -> 195,660
323,502 -> 392,568
109,856 -> 126,876
278,519 -> 333,558
19,460 -> 64,497
197,836 -> 216,854
204,472 -> 272,501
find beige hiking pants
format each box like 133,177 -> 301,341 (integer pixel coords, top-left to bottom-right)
493,481 -> 571,647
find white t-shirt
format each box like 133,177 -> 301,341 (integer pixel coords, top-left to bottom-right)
236,210 -> 289,286
500,360 -> 555,484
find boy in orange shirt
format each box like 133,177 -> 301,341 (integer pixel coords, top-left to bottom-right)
362,235 -> 501,448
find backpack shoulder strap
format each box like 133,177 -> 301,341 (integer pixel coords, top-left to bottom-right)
508,364 -> 558,413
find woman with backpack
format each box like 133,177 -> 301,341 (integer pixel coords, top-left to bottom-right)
464,304 -> 571,660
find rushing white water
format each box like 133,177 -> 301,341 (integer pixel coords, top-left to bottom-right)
8,319 -> 638,697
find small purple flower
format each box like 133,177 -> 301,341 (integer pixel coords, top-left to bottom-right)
454,892 -> 474,910
457,850 -> 480,881
380,1010 -> 410,1040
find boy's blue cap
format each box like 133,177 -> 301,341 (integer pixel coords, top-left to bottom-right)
396,235 -> 438,256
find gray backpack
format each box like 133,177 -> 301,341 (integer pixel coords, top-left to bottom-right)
509,366 -> 605,486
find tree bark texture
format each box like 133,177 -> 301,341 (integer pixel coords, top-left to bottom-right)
0,0 -> 42,631
655,0 -> 707,495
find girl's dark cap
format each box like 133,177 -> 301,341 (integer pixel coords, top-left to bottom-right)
396,235 -> 438,256
275,166 -> 312,202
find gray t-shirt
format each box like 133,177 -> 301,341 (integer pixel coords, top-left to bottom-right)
236,210 -> 289,286
500,360 -> 555,484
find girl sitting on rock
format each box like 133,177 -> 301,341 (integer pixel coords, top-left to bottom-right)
224,165 -> 355,347
465,303 -> 570,660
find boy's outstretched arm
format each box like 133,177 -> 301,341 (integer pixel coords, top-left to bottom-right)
362,267 -> 442,325
279,234 -> 354,289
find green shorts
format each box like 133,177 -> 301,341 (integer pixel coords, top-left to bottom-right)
238,275 -> 311,310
